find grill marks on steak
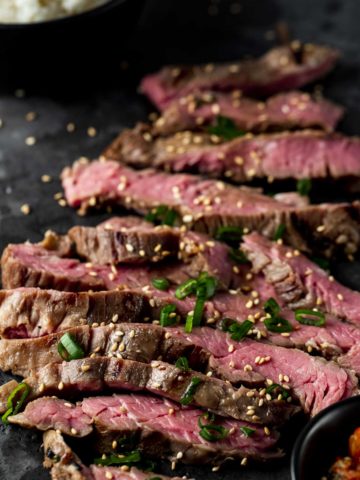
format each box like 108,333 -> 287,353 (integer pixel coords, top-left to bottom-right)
173,327 -> 357,416
104,126 -> 360,184
20,356 -> 296,424
242,232 -> 360,324
140,43 -> 339,109
150,91 -> 343,135
0,323 -> 209,377
69,217 -> 180,265
61,160 -> 360,256
10,395 -> 280,463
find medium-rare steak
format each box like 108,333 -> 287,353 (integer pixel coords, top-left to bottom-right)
17,357 -> 296,424
0,323 -> 209,376
61,159 -> 360,256
104,126 -> 360,184
173,327 -> 357,416
242,232 -> 360,323
150,91 -> 343,135
11,394 -> 280,463
43,430 -> 184,480
69,219 -> 180,265
140,43 -> 339,109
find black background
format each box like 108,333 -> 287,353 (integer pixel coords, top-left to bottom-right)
1,0 -> 360,478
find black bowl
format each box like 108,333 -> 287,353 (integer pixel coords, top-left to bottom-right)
0,0 -> 146,91
291,396 -> 360,480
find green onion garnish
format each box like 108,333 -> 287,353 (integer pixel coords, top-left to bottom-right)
175,357 -> 189,371
1,383 -> 30,424
197,272 -> 217,300
94,451 -> 141,467
160,304 -> 177,327
273,224 -> 286,241
151,278 -> 170,291
57,333 -> 85,362
180,377 -> 202,405
229,248 -> 248,264
240,426 -> 256,437
197,412 -> 229,442
222,318 -> 252,342
175,278 -> 198,300
215,226 -> 243,246
297,178 -> 312,196
145,205 -> 178,226
207,116 -> 246,141
264,315 -> 293,333
264,298 -> 281,317
310,256 -> 330,271
266,383 -> 290,399
295,308 -> 325,327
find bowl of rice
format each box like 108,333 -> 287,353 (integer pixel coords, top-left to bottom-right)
0,0 -> 146,89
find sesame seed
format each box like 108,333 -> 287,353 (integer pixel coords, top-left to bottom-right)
58,199 -> 67,207
112,314 -> 119,323
87,127 -> 97,137
105,472 -> 113,480
228,344 -> 235,353
66,122 -> 76,133
25,136 -> 36,146
25,111 -> 37,122
70,428 -> 78,435
176,452 -> 183,459
241,457 -> 248,466
81,364 -> 91,373
58,381 -> 64,390
20,204 -> 31,215
168,408 -> 175,415
171,461 -> 176,470
264,426 -> 270,436
41,174 -> 52,183
244,364 -> 253,372
245,300 -> 254,309
64,403 -> 72,408
316,225 -> 325,233
118,343 -> 125,352
246,391 -> 255,397
182,214 -> 193,223
39,383 -> 45,393
212,465 -> 220,472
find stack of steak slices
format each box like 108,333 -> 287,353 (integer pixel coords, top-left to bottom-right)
3,42 -> 360,479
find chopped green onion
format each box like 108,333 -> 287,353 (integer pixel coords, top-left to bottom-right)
197,412 -> 229,442
266,383 -> 290,399
273,224 -> 286,241
264,298 -> 281,317
229,248 -> 248,264
222,318 -> 252,342
310,256 -> 330,271
94,451 -> 141,466
58,333 -> 85,361
295,308 -> 325,327
145,205 -> 178,226
207,116 -> 246,141
296,178 -> 312,196
175,279 -> 197,300
264,315 -> 293,333
198,412 -> 216,428
240,426 -> 255,437
215,226 -> 243,245
197,272 -> 217,300
151,278 -> 170,291
1,382 -> 30,424
180,377 -> 202,405
160,304 -> 177,327
175,357 -> 189,371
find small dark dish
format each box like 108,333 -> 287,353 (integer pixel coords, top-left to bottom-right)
291,396 -> 360,480
0,0 -> 146,90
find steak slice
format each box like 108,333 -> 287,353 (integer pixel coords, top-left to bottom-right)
0,323 -> 209,377
69,218 -> 180,265
11,395 -> 280,463
104,126 -> 360,184
150,91 -> 343,135
43,430 -> 184,480
172,327 -> 358,416
242,232 -> 360,324
61,159 -> 360,257
140,43 -> 339,109
19,357 -> 296,424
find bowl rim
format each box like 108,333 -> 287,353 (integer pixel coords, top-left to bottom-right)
290,396 -> 360,480
0,0 -> 129,29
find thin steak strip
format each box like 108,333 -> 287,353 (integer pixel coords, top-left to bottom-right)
10,395 -> 280,463
61,159 -> 360,257
150,91 -> 343,135
104,127 -> 360,184
140,43 -> 339,109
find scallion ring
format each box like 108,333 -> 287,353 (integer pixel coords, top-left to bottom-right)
295,308 -> 325,327
58,333 -> 85,361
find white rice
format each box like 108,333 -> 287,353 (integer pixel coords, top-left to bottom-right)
0,0 -> 110,24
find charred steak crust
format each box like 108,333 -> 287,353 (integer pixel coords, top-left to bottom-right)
140,43 -> 339,109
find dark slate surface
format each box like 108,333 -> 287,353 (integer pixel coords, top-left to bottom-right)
1,0 -> 360,478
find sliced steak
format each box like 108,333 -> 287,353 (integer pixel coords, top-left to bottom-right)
62,159 -> 360,256
104,127 -> 360,184
242,232 -> 360,323
69,220 -> 180,265
150,91 -> 343,135
0,323 -> 209,376
9,396 -> 93,437
11,394 -> 280,463
91,467 -> 185,480
172,327 -> 357,416
140,43 -> 339,109
20,357 -> 296,424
